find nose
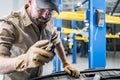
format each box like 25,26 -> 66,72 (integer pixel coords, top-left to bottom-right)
41,12 -> 46,18
40,10 -> 48,18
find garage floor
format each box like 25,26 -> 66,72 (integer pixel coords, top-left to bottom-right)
43,51 -> 120,76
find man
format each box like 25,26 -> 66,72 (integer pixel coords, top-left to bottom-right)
0,0 -> 80,80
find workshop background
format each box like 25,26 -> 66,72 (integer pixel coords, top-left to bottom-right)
0,0 -> 120,78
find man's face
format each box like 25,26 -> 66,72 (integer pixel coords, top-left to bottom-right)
29,1 -> 53,26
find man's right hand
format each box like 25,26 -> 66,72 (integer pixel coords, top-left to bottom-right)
15,40 -> 53,71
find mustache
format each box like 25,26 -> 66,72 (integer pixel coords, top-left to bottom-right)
39,16 -> 46,20
37,17 -> 48,21
37,17 -> 49,22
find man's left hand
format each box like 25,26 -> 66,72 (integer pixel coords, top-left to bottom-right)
63,62 -> 80,78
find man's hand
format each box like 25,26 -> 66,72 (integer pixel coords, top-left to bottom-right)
15,40 -> 53,71
63,62 -> 80,78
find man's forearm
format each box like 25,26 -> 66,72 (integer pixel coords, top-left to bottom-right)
0,56 -> 16,74
55,43 -> 67,63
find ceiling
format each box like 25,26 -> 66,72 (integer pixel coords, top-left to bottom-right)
62,0 -> 120,16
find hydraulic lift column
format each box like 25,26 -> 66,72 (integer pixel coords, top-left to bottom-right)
87,0 -> 106,68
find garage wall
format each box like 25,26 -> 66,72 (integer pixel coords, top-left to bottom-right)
0,0 -> 27,18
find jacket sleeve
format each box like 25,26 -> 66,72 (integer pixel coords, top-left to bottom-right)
51,28 -> 61,45
47,19 -> 61,45
0,21 -> 16,56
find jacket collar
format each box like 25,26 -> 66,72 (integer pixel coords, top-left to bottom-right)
20,4 -> 32,27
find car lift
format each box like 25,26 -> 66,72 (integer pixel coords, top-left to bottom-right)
53,0 -> 106,72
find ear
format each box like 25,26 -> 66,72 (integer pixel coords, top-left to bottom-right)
28,0 -> 32,5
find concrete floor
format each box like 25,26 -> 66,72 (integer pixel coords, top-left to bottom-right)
43,51 -> 120,76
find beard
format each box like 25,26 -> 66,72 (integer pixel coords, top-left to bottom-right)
31,17 -> 50,26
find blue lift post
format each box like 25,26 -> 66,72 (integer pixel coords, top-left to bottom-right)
113,24 -> 116,57
52,0 -> 62,72
72,20 -> 77,64
72,0 -> 88,63
87,0 -> 106,68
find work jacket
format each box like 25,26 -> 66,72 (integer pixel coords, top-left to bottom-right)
0,4 -> 60,80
